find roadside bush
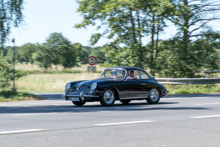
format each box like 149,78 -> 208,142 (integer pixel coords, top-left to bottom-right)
0,61 -> 27,88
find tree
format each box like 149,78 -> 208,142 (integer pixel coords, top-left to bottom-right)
164,0 -> 220,58
75,0 -> 170,71
35,33 -> 77,69
156,0 -> 220,77
0,59 -> 26,88
90,46 -> 106,63
0,0 -> 24,47
73,43 -> 89,64
34,44 -> 52,69
156,32 -> 219,78
18,43 -> 37,64
0,0 -> 24,89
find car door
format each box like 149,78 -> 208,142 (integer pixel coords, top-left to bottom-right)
138,70 -> 152,97
119,70 -> 147,99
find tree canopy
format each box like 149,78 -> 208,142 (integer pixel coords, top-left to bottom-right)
0,0 -> 24,47
75,0 -> 220,77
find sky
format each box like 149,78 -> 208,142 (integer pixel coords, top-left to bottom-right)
6,0 -> 220,47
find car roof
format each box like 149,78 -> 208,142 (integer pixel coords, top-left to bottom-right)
107,66 -> 145,71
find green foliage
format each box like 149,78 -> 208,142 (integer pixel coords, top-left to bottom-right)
0,0 -> 24,46
0,60 -> 27,88
75,0 -> 220,77
75,0 -> 172,69
18,43 -> 37,64
156,33 -> 219,78
103,44 -> 145,67
89,46 -> 106,63
34,44 -> 52,69
34,32 -> 78,69
73,43 -> 89,64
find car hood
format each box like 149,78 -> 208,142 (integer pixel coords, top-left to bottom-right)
67,78 -> 123,94
79,78 -> 124,87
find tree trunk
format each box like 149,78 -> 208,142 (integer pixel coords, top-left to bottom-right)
136,8 -> 142,45
129,8 -> 137,43
151,13 -> 155,76
136,8 -> 144,68
183,0 -> 189,58
154,18 -> 160,74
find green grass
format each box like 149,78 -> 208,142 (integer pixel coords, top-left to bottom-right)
0,90 -> 41,102
166,84 -> 220,94
14,73 -> 101,92
0,63 -> 219,102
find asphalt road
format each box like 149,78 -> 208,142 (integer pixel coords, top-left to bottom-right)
0,93 -> 220,147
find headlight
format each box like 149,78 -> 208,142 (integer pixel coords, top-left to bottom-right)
65,83 -> 71,90
91,82 -> 97,90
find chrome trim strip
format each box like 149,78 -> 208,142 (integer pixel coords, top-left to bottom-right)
120,97 -> 148,100
83,95 -> 100,98
66,95 -> 100,98
66,95 -> 80,97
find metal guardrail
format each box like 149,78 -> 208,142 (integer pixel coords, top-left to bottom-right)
156,78 -> 220,85
202,70 -> 220,73
202,70 -> 220,78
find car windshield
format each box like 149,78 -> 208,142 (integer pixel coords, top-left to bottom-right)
99,69 -> 126,80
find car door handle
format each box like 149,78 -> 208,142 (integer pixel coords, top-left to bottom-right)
141,83 -> 145,85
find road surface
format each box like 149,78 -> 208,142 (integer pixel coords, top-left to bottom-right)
0,93 -> 220,147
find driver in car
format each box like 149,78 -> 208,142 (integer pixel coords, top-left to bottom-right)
128,70 -> 137,80
111,71 -> 123,78
111,72 -> 117,78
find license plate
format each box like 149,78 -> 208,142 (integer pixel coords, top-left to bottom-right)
69,97 -> 80,101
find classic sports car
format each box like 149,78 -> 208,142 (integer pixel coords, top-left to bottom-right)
62,66 -> 169,106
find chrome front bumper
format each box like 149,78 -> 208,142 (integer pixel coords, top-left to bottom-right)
62,91 -> 100,101
163,90 -> 169,96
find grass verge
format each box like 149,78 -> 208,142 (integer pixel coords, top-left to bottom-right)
166,84 -> 220,94
14,73 -> 101,92
0,90 -> 43,102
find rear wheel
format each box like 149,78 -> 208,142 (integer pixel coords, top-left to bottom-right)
120,100 -> 131,105
100,88 -> 116,106
72,101 -> 86,106
147,89 -> 160,104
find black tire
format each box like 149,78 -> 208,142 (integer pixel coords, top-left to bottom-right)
146,89 -> 160,104
120,100 -> 131,105
72,101 -> 86,106
100,88 -> 116,106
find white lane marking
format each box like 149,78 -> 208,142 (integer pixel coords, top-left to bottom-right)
13,112 -> 80,116
195,102 -> 220,106
191,115 -> 220,119
13,113 -> 61,116
94,120 -> 155,126
14,114 -> 40,116
0,129 -> 45,135
163,97 -> 211,100
14,113 -> 62,117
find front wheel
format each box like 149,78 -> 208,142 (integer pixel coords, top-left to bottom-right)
72,101 -> 86,106
147,89 -> 160,104
100,88 -> 116,106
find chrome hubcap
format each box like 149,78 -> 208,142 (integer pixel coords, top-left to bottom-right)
150,89 -> 159,102
104,90 -> 114,104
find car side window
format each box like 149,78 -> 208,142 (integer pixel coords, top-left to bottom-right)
127,70 -> 140,80
139,71 -> 150,79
